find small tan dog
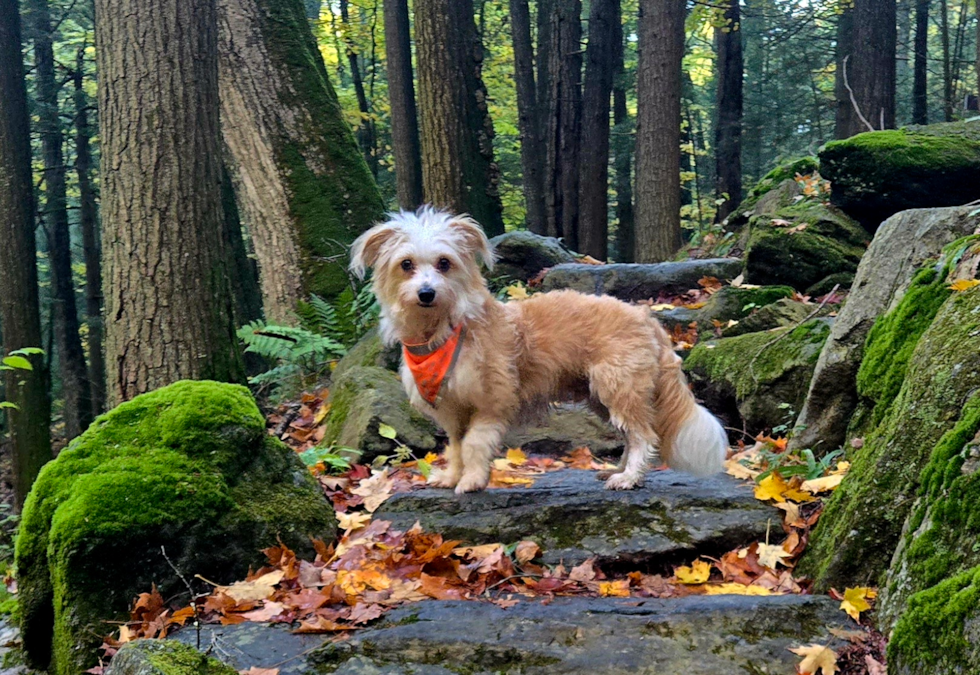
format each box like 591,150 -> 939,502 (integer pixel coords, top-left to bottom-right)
350,207 -> 727,494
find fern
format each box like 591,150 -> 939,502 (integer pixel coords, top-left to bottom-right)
296,284 -> 380,346
237,322 -> 347,397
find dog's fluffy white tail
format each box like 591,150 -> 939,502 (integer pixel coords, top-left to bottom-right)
666,404 -> 727,477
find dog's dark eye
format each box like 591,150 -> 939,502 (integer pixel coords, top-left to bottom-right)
437,258 -> 452,273
400,259 -> 413,271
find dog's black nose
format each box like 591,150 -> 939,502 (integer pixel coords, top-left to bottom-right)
418,287 -> 436,304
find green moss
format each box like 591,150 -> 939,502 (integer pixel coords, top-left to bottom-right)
820,120 -> 980,230
15,381 -> 336,675
749,157 -> 819,198
331,328 -> 400,383
112,640 -> 238,675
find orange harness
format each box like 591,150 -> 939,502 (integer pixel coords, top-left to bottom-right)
402,325 -> 466,406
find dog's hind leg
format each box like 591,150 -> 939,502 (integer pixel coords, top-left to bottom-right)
455,416 -> 506,494
603,431 -> 656,490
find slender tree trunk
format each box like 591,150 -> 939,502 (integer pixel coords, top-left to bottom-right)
305,0 -> 320,19
577,0 -> 618,259
0,0 -> 52,506
950,0 -> 970,106
611,15 -> 634,263
415,0 -> 505,235
384,0 -> 424,209
510,0 -> 548,233
837,0 -> 897,137
940,0 -> 952,120
544,0 -> 582,248
97,0 -> 245,405
634,0 -> 684,262
72,50 -> 105,418
835,1 -> 855,138
536,0 -> 554,156
218,0 -> 385,323
26,0 -> 93,439
912,0 -> 929,123
714,0 -> 743,223
340,0 -> 379,177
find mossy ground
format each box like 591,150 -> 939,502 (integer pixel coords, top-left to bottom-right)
15,381 -> 336,675
109,639 -> 238,675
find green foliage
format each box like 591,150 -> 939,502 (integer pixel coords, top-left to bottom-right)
298,445 -> 358,474
1,348 -> 44,412
296,284 -> 380,346
237,321 -> 346,397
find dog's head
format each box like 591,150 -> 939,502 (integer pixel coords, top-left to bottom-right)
350,207 -> 494,337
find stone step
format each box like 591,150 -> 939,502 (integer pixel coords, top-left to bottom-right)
173,595 -> 849,675
374,470 -> 778,571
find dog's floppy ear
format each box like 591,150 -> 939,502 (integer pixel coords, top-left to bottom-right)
449,215 -> 495,270
350,221 -> 400,279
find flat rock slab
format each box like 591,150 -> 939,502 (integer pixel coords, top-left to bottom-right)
541,259 -> 743,302
174,595 -> 849,675
502,403 -> 624,456
374,470 -> 777,569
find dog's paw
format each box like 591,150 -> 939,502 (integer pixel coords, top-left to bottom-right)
428,469 -> 461,489
454,471 -> 490,494
603,471 -> 643,490
596,470 -> 617,481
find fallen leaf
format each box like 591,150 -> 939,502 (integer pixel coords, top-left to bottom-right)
755,474 -> 815,503
801,473 -> 844,494
864,654 -> 886,675
827,627 -> 868,642
348,603 -> 385,625
351,470 -> 394,512
514,540 -> 541,565
840,587 -> 877,621
239,668 -> 280,675
948,278 -> 980,292
240,601 -> 284,622
775,501 -> 805,527
506,448 -> 528,466
730,273 -> 745,287
674,560 -> 711,584
756,543 -> 792,570
218,570 -> 285,603
702,583 -> 776,596
789,643 -> 838,675
648,303 -> 676,311
337,511 -> 372,531
598,579 -> 630,597
505,284 -> 530,300
569,559 -> 597,583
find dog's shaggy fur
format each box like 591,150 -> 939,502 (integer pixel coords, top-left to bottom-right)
351,207 -> 728,493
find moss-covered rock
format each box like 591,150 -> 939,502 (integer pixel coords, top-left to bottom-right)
684,318 -> 832,434
322,366 -> 438,462
488,231 -> 576,285
805,272 -> 854,297
15,381 -> 336,675
721,298 -> 816,337
749,157 -> 819,199
330,328 -> 400,383
819,120 -> 980,231
798,284 -> 980,591
105,640 -> 237,675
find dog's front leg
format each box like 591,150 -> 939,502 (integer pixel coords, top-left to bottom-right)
455,416 -> 506,494
429,419 -> 465,488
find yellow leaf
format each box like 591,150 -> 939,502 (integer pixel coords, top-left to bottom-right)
598,579 -> 630,597
831,461 -> 851,475
350,470 -> 395,513
505,284 -> 530,300
775,501 -> 804,527
756,542 -> 792,570
702,583 -> 776,596
754,474 -> 815,503
313,402 -> 331,425
337,511 -> 372,532
789,643 -> 839,675
674,559 -> 712,584
218,570 -> 284,602
506,448 -> 528,466
725,457 -> 759,480
423,452 -> 438,464
801,473 -> 845,494
840,587 -> 877,621
948,278 -> 980,292
648,303 -> 676,311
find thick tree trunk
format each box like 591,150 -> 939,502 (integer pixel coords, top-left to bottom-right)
836,0 -> 896,137
415,0 -> 504,235
611,17 -> 634,263
0,0 -> 52,506
96,0 -> 245,405
577,0 -> 618,260
714,0 -> 743,223
912,0 -> 929,123
510,0 -> 547,234
544,0 -> 582,248
218,0 -> 385,323
634,0 -> 684,262
26,0 -> 93,439
383,0 -> 424,209
340,0 -> 379,177
73,51 -> 106,418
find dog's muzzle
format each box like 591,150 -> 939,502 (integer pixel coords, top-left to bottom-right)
418,287 -> 436,306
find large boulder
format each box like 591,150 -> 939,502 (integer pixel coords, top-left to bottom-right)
541,259 -> 743,302
790,207 -> 979,454
15,381 -> 336,675
106,640 -> 236,675
683,318 -> 833,435
651,285 -> 795,337
488,230 -> 576,284
721,298 -> 815,338
820,120 -> 980,231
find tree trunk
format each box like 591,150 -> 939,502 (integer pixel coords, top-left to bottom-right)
611,15 -> 634,263
221,165 -> 264,327
836,0 -> 896,137
634,0 -> 684,262
73,50 -> 106,418
912,0 -> 929,123
577,0 -> 618,260
510,0 -> 548,234
383,0 -> 424,209
940,0 -> 952,121
218,0 -> 386,323
26,0 -> 93,439
835,2 -> 855,138
536,0 -> 554,159
714,0 -> 743,223
415,0 -> 505,235
305,0 -> 320,19
96,0 -> 245,406
340,0 -> 379,177
0,0 -> 52,507
544,0 -> 582,249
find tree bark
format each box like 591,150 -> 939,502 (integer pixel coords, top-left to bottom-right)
415,0 -> 505,235
383,0 -> 424,209
834,0 -> 855,138
26,0 -> 93,439
536,0 -> 554,157
305,0 -> 320,19
218,0 -> 386,323
940,0 -> 952,121
577,0 -> 618,260
544,0 -> 582,249
634,0 -> 684,262
912,0 -> 929,123
340,0 -> 379,177
836,0 -> 896,137
611,15 -> 634,263
221,165 -> 264,327
96,0 -> 245,406
510,0 -> 547,233
714,0 -> 743,223
0,0 -> 52,506
73,49 -> 106,418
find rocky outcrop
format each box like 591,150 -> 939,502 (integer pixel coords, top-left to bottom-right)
488,231 -> 576,284
541,259 -> 743,302
502,403 -> 624,456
